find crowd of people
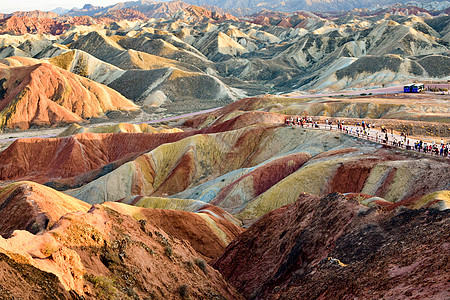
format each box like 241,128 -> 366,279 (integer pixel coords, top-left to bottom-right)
284,116 -> 317,127
284,116 -> 450,158
413,140 -> 449,156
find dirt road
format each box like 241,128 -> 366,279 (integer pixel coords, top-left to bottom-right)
287,83 -> 450,98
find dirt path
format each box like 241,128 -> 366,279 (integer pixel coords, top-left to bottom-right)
0,107 -> 222,144
286,83 -> 450,98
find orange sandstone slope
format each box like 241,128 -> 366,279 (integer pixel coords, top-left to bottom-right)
0,198 -> 244,299
103,202 -> 244,260
0,252 -> 74,299
0,61 -> 138,129
0,131 -> 189,183
0,181 -> 90,238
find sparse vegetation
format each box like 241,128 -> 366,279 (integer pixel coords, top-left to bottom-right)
165,245 -> 173,257
0,78 -> 7,100
137,241 -> 155,255
49,51 -> 75,70
138,219 -> 153,237
352,194 -> 367,203
40,241 -> 59,257
184,260 -> 194,271
28,222 -> 43,234
155,231 -> 171,246
138,219 -> 147,227
194,258 -> 208,274
73,55 -> 89,78
84,274 -> 118,299
178,284 -> 190,299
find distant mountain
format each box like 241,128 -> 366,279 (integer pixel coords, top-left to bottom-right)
101,8 -> 149,21
406,0 -> 450,11
50,0 -> 450,18
0,10 -> 59,20
0,15 -> 97,35
184,0 -> 450,13
66,0 -> 189,18
0,3 -> 448,117
51,7 -> 70,15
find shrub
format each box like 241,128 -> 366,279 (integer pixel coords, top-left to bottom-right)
194,258 -> 207,274
178,284 -> 190,299
165,245 -> 173,257
184,260 -> 194,271
84,274 -> 118,299
154,231 -> 170,246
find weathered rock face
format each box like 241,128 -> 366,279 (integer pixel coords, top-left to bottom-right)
213,193 -> 450,299
0,181 -> 90,238
0,252 -> 75,299
57,31 -> 241,109
58,122 -> 183,136
103,202 -> 244,260
64,124 -> 328,204
4,10 -> 60,19
181,5 -> 239,22
211,96 -> 450,130
0,60 -> 138,129
210,152 -> 311,212
0,5 -> 448,299
101,9 -> 148,21
0,199 -> 244,299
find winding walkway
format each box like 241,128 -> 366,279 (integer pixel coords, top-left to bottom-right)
292,121 -> 450,159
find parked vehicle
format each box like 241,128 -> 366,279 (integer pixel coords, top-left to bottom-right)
404,83 -> 424,93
